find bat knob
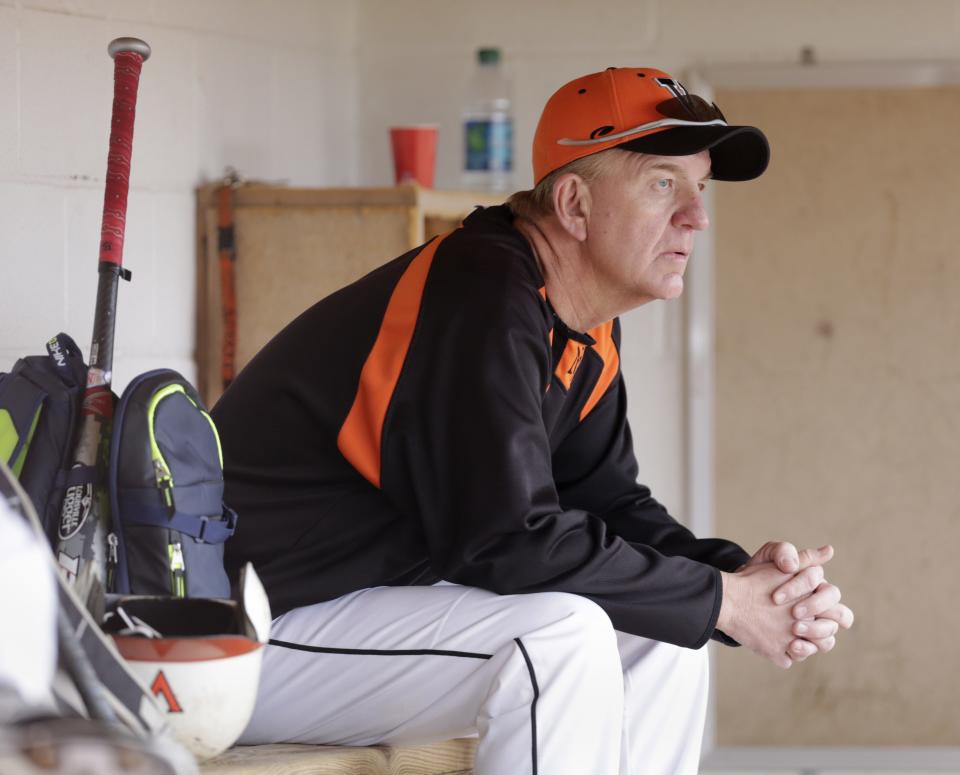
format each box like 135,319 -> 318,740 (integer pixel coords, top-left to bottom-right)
108,37 -> 151,62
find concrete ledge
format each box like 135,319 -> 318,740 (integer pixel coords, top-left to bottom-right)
201,738 -> 477,775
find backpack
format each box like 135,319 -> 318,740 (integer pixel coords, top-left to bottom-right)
108,369 -> 237,598
0,333 -> 87,545
0,336 -> 236,598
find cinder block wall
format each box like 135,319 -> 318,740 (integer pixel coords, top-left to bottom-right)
0,0 -> 359,392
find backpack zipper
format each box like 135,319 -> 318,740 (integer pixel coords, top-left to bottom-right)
147,384 -> 187,510
168,540 -> 186,597
106,531 -> 119,589
153,458 -> 174,508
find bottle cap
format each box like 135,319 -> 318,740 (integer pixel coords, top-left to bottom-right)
477,47 -> 501,65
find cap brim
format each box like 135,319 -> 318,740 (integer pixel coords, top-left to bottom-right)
616,125 -> 770,182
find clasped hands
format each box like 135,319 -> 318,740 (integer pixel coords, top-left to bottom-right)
717,542 -> 855,669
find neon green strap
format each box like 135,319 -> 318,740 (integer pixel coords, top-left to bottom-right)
0,406 -> 42,477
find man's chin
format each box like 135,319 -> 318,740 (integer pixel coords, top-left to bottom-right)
660,274 -> 685,300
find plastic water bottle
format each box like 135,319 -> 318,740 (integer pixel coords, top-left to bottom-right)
461,47 -> 513,192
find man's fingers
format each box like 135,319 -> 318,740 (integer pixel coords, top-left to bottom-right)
773,653 -> 793,669
816,603 -> 855,630
744,540 -> 784,569
771,542 -> 800,573
811,636 -> 837,653
793,582 -> 841,619
796,544 -> 834,570
788,639 -> 817,661
793,618 -> 838,640
748,541 -> 833,573
772,565 -> 824,605
799,635 -> 837,654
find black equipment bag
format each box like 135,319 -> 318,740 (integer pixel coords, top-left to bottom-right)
0,333 -> 87,545
1,339 -> 237,599
108,369 -> 237,598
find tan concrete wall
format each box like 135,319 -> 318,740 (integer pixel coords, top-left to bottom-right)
714,85 -> 960,745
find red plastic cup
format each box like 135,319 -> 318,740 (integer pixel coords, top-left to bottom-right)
389,125 -> 438,187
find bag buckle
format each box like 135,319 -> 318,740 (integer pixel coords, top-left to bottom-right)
195,507 -> 238,543
222,504 -> 238,533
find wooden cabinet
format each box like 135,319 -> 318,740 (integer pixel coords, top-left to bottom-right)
195,184 -> 503,407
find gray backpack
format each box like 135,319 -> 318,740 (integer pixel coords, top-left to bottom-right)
108,369 -> 237,598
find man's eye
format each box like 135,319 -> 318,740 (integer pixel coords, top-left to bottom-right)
656,179 -> 672,189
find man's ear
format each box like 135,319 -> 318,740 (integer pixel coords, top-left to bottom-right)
551,173 -> 590,242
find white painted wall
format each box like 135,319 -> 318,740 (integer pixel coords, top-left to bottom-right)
0,0 -> 359,393
354,0 -> 960,521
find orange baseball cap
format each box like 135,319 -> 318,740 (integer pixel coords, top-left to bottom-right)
532,66 -> 769,185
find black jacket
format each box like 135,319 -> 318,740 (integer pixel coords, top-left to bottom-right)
213,205 -> 749,648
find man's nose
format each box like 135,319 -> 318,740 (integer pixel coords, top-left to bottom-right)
673,192 -> 709,231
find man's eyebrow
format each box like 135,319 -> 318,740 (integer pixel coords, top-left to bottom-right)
645,160 -> 713,182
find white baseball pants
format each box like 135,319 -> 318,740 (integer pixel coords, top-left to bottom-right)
240,583 -> 709,774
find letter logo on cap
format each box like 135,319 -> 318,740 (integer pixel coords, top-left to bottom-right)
654,77 -> 688,99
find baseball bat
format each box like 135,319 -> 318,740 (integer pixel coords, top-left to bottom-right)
55,37 -> 151,595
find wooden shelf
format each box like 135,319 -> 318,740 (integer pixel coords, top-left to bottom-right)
195,184 -> 503,407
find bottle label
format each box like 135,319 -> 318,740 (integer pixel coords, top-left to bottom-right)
464,117 -> 513,172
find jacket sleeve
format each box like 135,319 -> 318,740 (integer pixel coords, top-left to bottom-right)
379,261 -> 733,648
552,369 -> 751,574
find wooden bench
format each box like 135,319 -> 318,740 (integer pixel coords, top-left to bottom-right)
201,738 -> 477,775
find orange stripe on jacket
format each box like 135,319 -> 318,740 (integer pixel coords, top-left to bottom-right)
580,320 -> 620,421
338,234 -> 449,488
555,340 -> 586,390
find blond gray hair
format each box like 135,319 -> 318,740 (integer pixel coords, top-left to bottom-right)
506,149 -> 631,221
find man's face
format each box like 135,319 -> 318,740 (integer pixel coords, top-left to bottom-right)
583,149 -> 711,306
